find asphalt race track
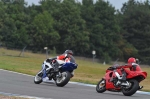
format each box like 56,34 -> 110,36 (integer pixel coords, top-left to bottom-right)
0,69 -> 150,99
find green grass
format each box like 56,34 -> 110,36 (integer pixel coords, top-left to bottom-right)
0,48 -> 150,92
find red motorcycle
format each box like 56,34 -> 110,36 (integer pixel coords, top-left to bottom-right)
96,64 -> 147,96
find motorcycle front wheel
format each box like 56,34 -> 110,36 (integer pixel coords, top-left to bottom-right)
55,71 -> 71,87
96,79 -> 106,93
122,79 -> 139,96
34,71 -> 43,84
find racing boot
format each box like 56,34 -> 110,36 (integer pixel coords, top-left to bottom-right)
120,69 -> 127,81
70,71 -> 74,78
138,86 -> 143,90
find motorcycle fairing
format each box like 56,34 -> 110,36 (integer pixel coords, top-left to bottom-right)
125,69 -> 147,80
103,71 -> 121,90
61,62 -> 77,71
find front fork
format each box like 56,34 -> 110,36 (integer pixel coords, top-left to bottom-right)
41,61 -> 53,78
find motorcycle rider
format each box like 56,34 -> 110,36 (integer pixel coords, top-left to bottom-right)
114,57 -> 143,89
127,57 -> 141,71
41,50 -> 76,80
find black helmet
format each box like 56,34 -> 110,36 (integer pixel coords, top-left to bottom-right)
65,50 -> 73,55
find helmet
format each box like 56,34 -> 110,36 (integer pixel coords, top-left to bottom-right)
128,57 -> 136,64
65,50 -> 73,55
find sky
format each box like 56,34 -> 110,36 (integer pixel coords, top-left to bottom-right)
25,0 -> 147,10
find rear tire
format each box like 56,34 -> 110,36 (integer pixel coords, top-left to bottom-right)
55,71 -> 71,87
96,79 -> 106,93
122,79 -> 139,96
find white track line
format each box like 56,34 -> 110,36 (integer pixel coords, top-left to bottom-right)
0,91 -> 51,99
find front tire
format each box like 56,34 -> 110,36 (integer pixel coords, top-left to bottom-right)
55,71 -> 71,87
34,72 -> 43,84
96,79 -> 106,93
122,79 -> 139,96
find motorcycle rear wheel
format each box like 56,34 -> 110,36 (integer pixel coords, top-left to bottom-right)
122,79 -> 139,96
55,71 -> 71,87
96,79 -> 106,93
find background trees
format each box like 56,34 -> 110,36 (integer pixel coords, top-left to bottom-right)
120,0 -> 150,64
0,0 -> 150,64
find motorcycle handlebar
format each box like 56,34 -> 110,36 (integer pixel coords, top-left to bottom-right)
108,64 -> 133,70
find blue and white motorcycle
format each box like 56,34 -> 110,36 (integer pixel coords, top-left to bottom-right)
34,59 -> 78,87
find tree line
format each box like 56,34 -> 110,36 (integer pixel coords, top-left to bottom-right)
0,0 -> 150,65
